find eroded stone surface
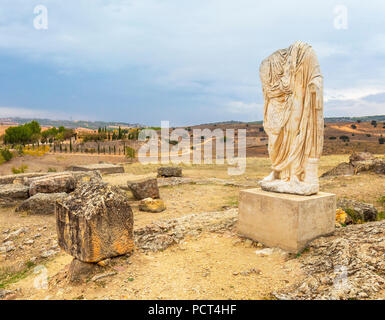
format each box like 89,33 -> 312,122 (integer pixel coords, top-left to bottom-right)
23,171 -> 102,186
15,193 -> 68,215
337,198 -> 378,222
275,220 -> 385,300
56,181 -> 134,263
0,184 -> 30,206
67,258 -> 101,283
127,178 -> 160,200
157,167 -> 182,178
135,208 -> 238,252
139,198 -> 166,213
0,173 -> 48,185
67,163 -> 124,175
321,162 -> 355,177
322,153 -> 385,177
29,173 -> 76,196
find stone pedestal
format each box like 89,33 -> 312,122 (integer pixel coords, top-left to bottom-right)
238,189 -> 336,253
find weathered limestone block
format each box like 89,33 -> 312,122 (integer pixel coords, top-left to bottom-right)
67,163 -> 124,175
127,178 -> 160,200
337,198 -> 378,222
23,171 -> 102,187
0,173 -> 48,185
157,167 -> 182,178
56,182 -> 134,263
139,198 -> 166,213
15,193 -> 68,215
0,184 -> 30,207
29,173 -> 76,196
72,170 -> 102,183
238,189 -> 336,253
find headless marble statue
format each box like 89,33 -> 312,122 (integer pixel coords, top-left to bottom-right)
259,41 -> 324,195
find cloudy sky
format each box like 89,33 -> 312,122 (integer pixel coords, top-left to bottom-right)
0,0 -> 384,126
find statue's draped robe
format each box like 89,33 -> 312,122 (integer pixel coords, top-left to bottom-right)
260,41 -> 323,181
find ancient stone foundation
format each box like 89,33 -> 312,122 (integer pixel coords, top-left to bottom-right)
238,189 -> 336,253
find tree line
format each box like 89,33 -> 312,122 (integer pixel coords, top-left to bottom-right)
3,121 -> 75,145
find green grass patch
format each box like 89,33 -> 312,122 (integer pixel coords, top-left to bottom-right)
0,261 -> 36,289
226,196 -> 239,207
345,208 -> 362,224
377,196 -> 385,206
295,247 -> 310,258
12,165 -> 28,174
377,211 -> 385,221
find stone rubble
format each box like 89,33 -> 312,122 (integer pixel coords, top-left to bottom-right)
134,208 -> 238,252
337,198 -> 378,222
275,220 -> 385,300
322,152 -> 385,177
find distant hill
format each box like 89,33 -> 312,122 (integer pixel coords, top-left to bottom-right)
0,117 -> 142,130
1,115 -> 384,131
324,115 -> 385,123
203,115 -> 385,126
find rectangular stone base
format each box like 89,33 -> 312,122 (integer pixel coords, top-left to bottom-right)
238,189 -> 336,253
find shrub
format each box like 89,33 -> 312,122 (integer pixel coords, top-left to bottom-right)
339,135 -> 350,142
12,165 -> 28,174
22,145 -> 49,157
82,133 -> 105,142
351,124 -> 357,129
345,208 -> 362,224
377,211 -> 385,221
125,147 -> 136,159
0,148 -> 13,162
169,140 -> 179,145
379,137 -> 385,145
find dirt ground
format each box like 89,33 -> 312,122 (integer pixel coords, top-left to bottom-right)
0,154 -> 384,300
0,153 -> 127,175
7,233 -> 302,300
